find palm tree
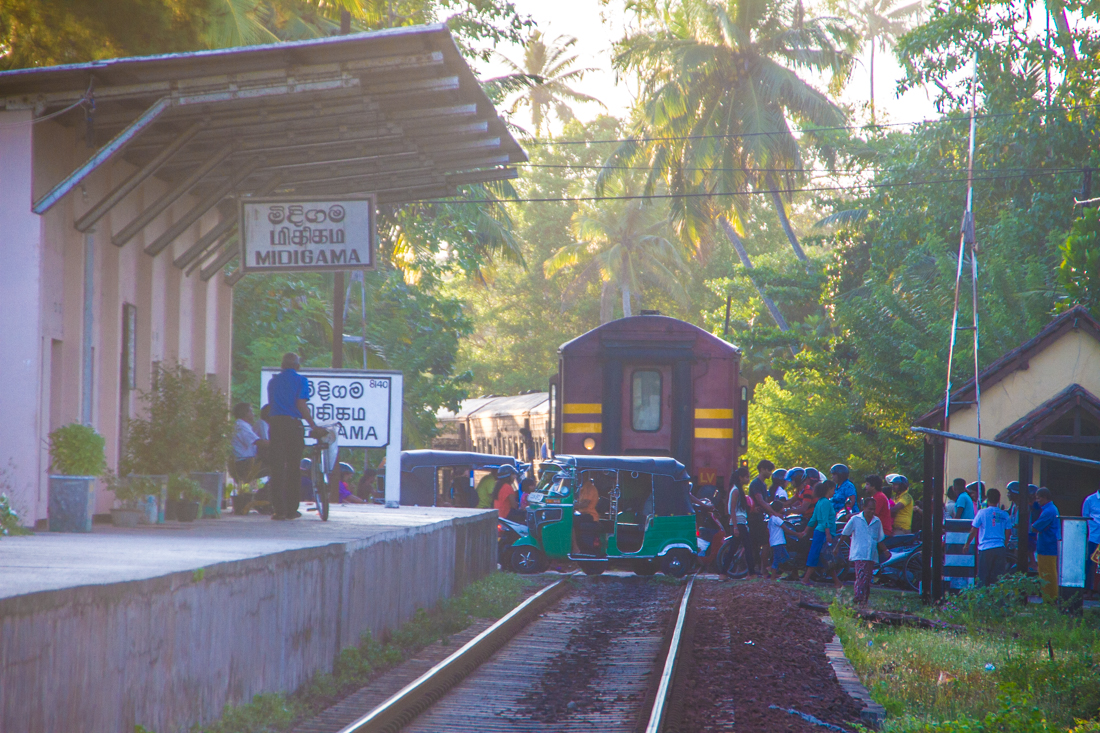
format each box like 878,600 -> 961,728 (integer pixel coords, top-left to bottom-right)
838,0 -> 922,122
496,31 -> 603,136
545,178 -> 688,322
602,0 -> 852,262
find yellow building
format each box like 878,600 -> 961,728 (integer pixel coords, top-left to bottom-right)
917,305 -> 1100,513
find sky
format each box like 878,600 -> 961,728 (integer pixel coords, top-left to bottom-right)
475,0 -> 941,135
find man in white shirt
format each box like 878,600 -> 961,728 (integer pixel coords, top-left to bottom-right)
1082,487 -> 1100,597
842,497 -> 888,606
963,488 -> 1011,587
231,403 -> 267,483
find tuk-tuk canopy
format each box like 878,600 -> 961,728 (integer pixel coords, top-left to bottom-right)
551,455 -> 691,481
400,450 -> 528,474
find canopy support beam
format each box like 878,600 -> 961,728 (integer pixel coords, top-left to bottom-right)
112,143 -> 233,248
33,97 -> 170,214
74,121 -> 203,232
147,158 -> 261,257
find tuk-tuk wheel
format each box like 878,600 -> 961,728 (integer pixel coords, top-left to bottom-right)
579,562 -> 606,576
661,549 -> 695,578
633,560 -> 658,576
510,546 -> 547,574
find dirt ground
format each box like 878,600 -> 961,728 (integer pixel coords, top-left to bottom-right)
667,579 -> 864,732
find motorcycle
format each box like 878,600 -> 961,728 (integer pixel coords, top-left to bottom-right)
497,515 -> 530,569
873,532 -> 923,591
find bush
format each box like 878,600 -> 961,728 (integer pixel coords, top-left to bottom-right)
0,493 -> 26,537
124,363 -> 231,475
48,423 -> 107,476
938,574 -> 1041,624
889,690 -> 1100,733
169,474 -> 205,505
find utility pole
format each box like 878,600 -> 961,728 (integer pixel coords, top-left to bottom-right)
332,7 -> 352,369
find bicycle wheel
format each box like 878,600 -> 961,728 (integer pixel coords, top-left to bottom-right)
316,469 -> 330,521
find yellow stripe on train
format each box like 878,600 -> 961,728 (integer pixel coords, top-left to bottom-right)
563,403 -> 602,414
563,422 -> 602,433
694,427 -> 734,439
694,408 -> 733,420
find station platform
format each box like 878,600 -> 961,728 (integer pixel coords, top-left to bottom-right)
0,505 -> 497,733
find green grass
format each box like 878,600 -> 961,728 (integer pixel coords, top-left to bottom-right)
828,575 -> 1100,732
184,572 -> 532,733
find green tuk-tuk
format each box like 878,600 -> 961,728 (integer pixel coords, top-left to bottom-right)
509,455 -> 698,577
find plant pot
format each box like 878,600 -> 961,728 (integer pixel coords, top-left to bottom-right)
177,501 -> 201,522
231,492 -> 254,515
111,508 -> 142,528
130,475 -> 169,523
48,475 -> 96,533
190,472 -> 225,518
164,499 -> 179,521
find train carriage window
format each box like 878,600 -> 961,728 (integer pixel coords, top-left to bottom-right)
631,370 -> 662,432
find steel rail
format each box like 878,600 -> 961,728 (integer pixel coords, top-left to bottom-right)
644,576 -> 695,733
335,576 -> 573,733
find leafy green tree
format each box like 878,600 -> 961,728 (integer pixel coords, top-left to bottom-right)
494,31 -> 602,136
545,175 -> 688,321
1057,209 -> 1100,312
604,0 -> 853,260
833,0 -> 922,122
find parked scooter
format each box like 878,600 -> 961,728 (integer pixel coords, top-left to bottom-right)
497,516 -> 529,569
874,532 -> 923,591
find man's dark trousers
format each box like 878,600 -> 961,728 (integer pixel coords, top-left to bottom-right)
268,416 -> 304,517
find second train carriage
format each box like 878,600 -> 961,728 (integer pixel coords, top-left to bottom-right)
550,313 -> 745,492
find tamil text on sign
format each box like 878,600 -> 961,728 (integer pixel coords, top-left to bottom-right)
241,197 -> 375,272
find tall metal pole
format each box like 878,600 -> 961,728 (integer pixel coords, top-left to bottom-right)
332,8 -> 352,370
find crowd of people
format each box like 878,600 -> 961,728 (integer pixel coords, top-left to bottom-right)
718,460 -> 919,605
715,458 -> 1089,607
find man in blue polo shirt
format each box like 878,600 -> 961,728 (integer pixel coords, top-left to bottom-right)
267,353 -> 316,520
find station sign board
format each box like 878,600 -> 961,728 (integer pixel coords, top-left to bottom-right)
260,368 -> 394,448
240,196 -> 375,273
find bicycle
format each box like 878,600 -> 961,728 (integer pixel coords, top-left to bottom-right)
307,422 -> 340,521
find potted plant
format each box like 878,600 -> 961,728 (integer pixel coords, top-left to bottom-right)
190,376 -> 232,517
48,424 -> 106,532
171,474 -> 204,522
106,472 -> 145,528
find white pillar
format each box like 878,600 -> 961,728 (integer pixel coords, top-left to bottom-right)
385,373 -> 403,508
0,110 -> 44,525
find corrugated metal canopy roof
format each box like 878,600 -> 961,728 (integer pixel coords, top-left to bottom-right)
0,24 -> 524,282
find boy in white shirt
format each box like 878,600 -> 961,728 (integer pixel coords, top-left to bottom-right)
765,500 -> 799,579
842,497 -> 888,606
963,488 -> 1011,587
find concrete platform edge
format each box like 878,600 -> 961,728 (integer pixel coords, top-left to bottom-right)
0,510 -> 497,733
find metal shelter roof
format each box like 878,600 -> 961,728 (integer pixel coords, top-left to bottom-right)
0,24 -> 525,283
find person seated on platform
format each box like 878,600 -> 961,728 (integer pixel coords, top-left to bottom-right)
230,403 -> 268,483
573,476 -> 604,555
336,463 -> 366,504
963,488 -> 1011,587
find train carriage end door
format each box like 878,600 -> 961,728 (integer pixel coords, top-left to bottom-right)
621,364 -> 672,455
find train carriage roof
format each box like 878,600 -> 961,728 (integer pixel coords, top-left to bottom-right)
558,315 -> 740,358
401,450 -> 526,472
552,455 -> 691,480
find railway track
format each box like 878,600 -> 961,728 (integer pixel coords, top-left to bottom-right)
330,575 -> 695,733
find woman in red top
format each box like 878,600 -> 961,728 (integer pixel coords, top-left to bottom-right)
863,474 -> 893,535
492,466 -> 520,520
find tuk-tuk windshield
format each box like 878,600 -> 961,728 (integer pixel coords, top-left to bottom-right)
540,470 -> 571,496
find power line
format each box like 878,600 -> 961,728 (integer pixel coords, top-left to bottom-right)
423,168 -> 1077,205
519,163 -> 1086,176
520,102 -> 1100,147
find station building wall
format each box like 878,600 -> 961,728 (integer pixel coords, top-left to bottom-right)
0,111 -> 233,526
944,328 -> 1100,493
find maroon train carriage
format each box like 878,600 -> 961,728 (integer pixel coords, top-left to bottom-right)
549,312 -> 746,492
